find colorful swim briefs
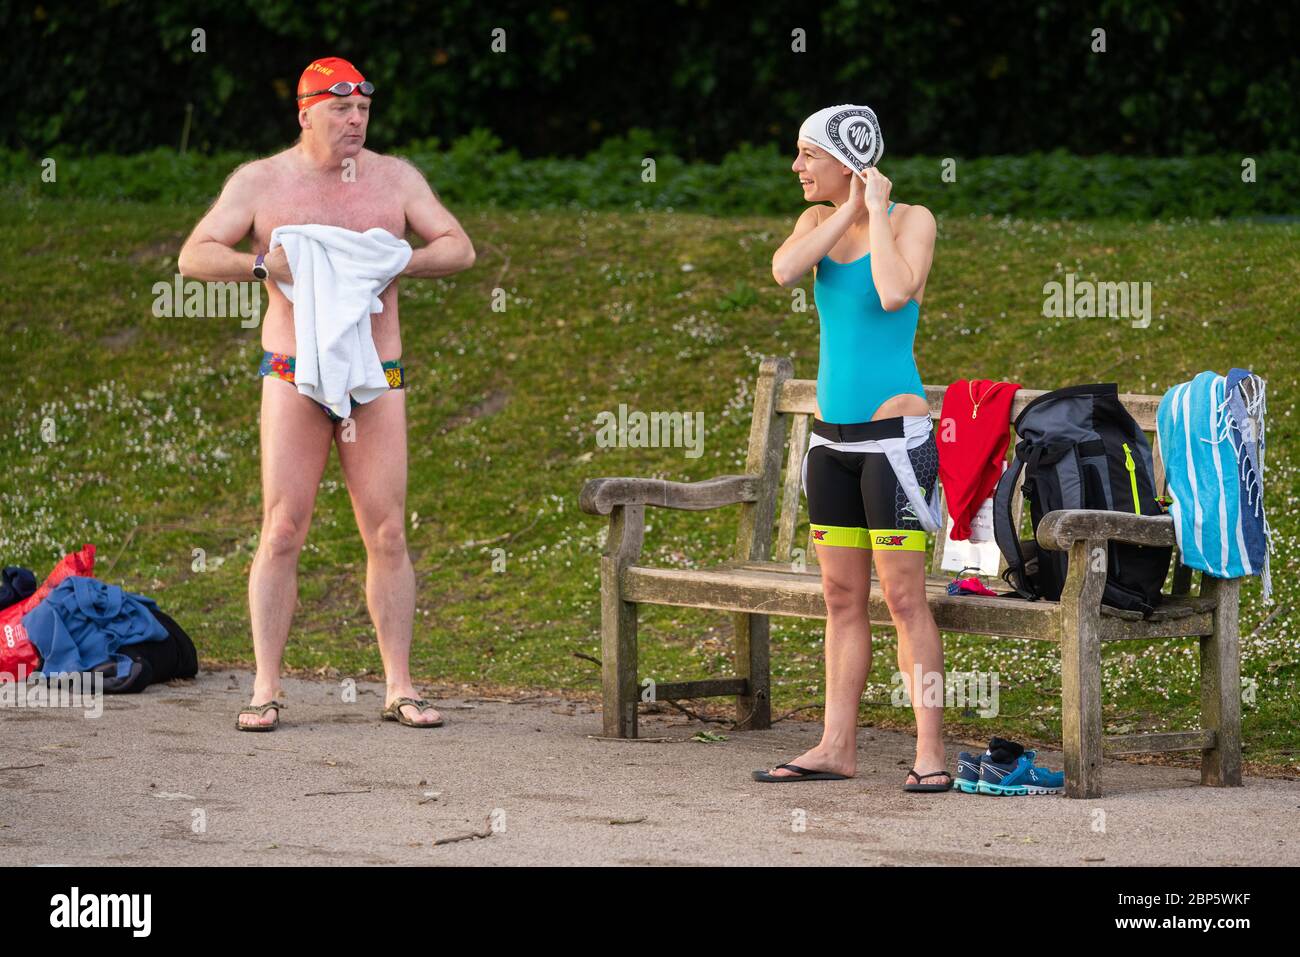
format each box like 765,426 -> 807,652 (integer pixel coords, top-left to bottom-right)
258,350 -> 405,423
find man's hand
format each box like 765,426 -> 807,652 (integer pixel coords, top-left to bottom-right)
264,246 -> 293,284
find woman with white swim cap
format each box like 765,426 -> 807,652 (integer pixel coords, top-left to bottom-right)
754,105 -> 951,791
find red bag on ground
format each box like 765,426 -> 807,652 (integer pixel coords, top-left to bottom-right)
0,544 -> 96,681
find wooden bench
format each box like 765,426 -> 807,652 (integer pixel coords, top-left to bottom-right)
579,356 -> 1243,798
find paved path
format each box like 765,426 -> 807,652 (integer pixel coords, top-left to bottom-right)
3,671 -> 1296,865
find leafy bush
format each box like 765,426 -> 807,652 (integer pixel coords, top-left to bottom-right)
3,138 -> 1294,219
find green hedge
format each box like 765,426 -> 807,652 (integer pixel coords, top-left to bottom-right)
4,134 -> 1295,219
7,1 -> 1297,159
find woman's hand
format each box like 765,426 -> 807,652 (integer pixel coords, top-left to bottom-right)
864,167 -> 892,213
846,169 -> 868,221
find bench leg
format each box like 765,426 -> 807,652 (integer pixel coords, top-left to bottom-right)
733,611 -> 771,730
1060,605 -> 1103,799
1198,576 -> 1243,787
600,557 -> 639,738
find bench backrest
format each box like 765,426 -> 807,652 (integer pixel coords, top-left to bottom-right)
737,357 -> 1167,575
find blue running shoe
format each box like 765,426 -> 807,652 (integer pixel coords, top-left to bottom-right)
954,750 -> 986,793
977,751 -> 1064,796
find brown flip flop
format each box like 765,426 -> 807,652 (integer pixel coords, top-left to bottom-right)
381,696 -> 444,728
236,700 -> 284,732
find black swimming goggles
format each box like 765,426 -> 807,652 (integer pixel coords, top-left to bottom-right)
297,80 -> 375,101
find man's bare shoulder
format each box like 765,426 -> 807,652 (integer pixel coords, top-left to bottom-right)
379,151 -> 434,191
222,149 -> 295,194
369,152 -> 435,195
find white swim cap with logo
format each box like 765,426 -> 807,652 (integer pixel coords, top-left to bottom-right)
797,104 -> 884,179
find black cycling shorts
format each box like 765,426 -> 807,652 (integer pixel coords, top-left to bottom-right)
803,417 -> 940,552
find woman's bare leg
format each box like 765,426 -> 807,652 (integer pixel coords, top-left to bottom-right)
761,542 -> 872,777
873,549 -> 947,784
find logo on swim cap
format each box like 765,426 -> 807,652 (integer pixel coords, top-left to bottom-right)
826,108 -> 883,171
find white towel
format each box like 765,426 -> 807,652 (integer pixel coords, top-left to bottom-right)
269,224 -> 413,419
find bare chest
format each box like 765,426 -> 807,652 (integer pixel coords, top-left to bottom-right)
253,176 -> 406,250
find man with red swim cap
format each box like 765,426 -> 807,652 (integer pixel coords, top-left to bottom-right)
295,56 -> 373,112
178,56 -> 476,732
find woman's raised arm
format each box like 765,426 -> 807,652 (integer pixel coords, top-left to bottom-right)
771,175 -> 866,287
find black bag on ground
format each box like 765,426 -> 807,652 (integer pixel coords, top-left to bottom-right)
992,383 -> 1171,616
91,606 -> 199,694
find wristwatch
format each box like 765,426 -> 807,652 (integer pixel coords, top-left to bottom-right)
252,253 -> 269,281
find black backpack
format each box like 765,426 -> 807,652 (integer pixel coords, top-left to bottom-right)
992,383 -> 1171,617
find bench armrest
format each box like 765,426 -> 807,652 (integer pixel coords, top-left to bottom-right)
1036,509 -> 1176,551
579,474 -> 759,516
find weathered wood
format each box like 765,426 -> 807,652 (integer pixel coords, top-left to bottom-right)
600,505 -> 645,737
1104,730 -> 1215,754
604,502 -> 646,563
1096,591 -> 1218,639
653,678 -> 749,700
580,474 -> 758,515
1099,593 -> 1218,622
1037,510 -> 1176,550
1059,538 -> 1106,798
1198,575 -> 1243,787
776,380 -> 1162,430
622,562 -> 1067,640
731,357 -> 791,733
735,356 -> 792,563
1152,429 -> 1166,495
775,412 -> 810,563
1097,612 -> 1215,641
732,611 -> 771,730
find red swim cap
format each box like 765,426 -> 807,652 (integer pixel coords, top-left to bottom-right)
296,57 -> 368,112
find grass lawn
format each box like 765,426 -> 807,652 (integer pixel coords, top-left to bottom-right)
3,197 -> 1297,773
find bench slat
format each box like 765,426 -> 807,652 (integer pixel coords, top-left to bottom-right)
623,562 -> 1062,640
627,560 -> 1215,639
1103,730 -> 1215,754
776,380 -> 1163,431
653,678 -> 749,700
775,411 -> 809,564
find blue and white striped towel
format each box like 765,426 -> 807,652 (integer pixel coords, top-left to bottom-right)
1157,369 -> 1271,601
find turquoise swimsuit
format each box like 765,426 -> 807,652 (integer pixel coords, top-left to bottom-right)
814,202 -> 925,423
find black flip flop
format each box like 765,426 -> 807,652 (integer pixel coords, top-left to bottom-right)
752,763 -> 850,783
903,767 -> 953,792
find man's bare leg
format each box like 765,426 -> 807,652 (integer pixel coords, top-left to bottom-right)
335,388 -> 441,724
240,377 -> 334,728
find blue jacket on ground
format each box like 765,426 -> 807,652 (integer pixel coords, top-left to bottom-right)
21,576 -> 168,678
